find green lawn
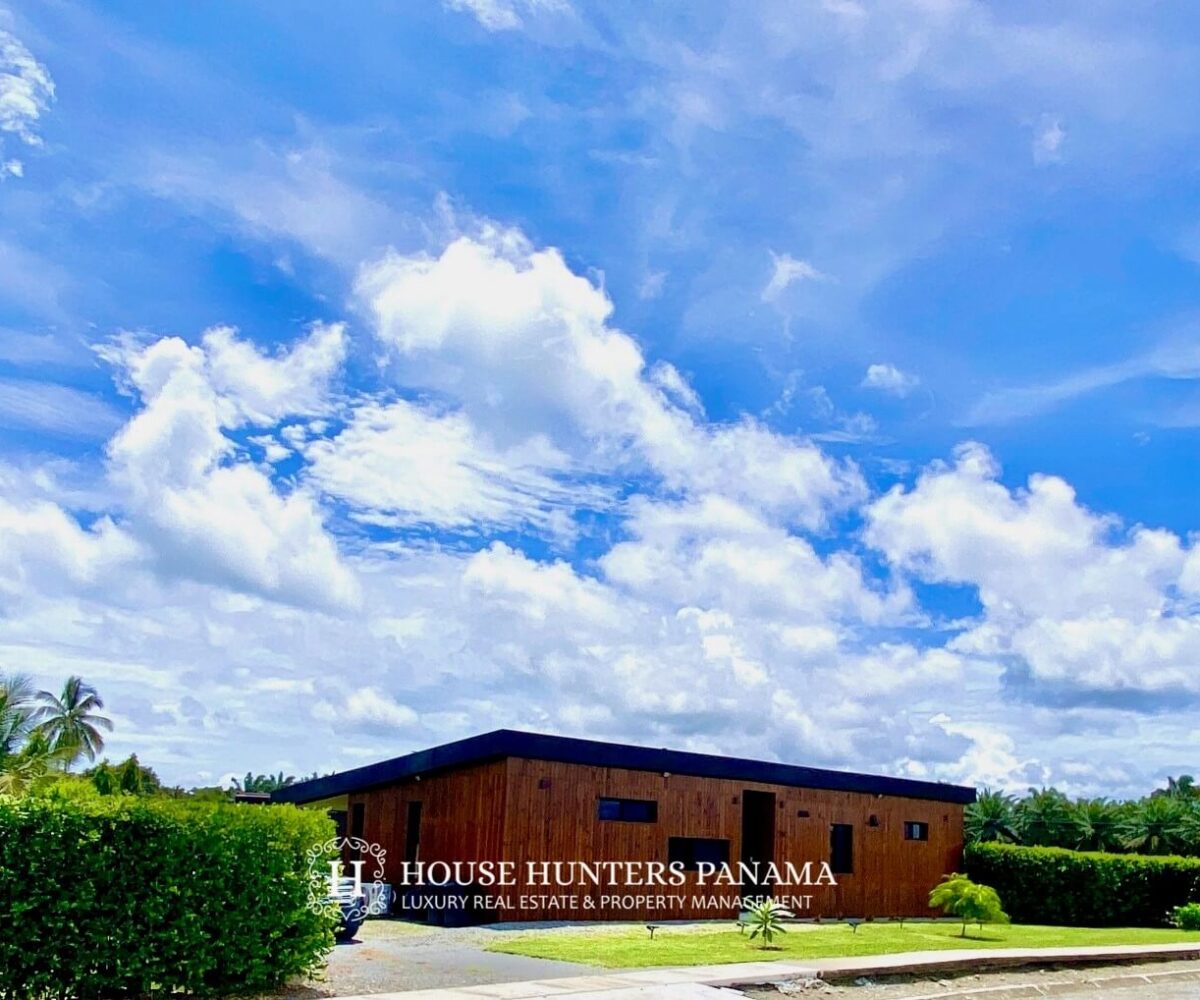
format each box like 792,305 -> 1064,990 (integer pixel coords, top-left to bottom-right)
485,922 -> 1200,968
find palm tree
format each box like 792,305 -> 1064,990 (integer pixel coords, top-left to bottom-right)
965,788 -> 1020,844
1156,775 -> 1198,801
1071,798 -> 1120,852
1117,796 -> 1190,855
0,730 -> 63,795
33,676 -> 113,767
234,771 -> 297,793
1015,787 -> 1075,848
0,674 -> 36,764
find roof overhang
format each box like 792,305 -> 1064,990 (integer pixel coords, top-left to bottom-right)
272,729 -> 976,806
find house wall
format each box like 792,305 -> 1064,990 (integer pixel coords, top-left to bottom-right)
345,755 -> 964,922
346,758 -> 507,883
501,757 -> 963,920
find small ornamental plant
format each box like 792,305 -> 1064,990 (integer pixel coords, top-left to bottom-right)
745,898 -> 795,948
928,873 -> 1010,937
1172,902 -> 1200,930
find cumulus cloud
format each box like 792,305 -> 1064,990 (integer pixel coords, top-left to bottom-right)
304,398 -> 592,533
0,29 -> 54,178
862,363 -> 919,397
357,227 -> 862,528
103,330 -> 360,610
1,216 -> 1191,795
867,442 -> 1200,698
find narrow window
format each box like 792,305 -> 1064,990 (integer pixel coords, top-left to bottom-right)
668,836 -> 730,871
597,797 -> 658,823
405,801 -> 423,862
350,802 -> 365,839
830,823 -> 854,874
904,821 -> 929,842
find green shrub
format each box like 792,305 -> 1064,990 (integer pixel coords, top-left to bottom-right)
928,873 -> 1009,937
1173,903 -> 1200,930
966,841 -> 1200,927
0,792 -> 336,998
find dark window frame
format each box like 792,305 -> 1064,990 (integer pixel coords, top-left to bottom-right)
668,836 -> 730,871
597,797 -> 658,823
830,823 -> 854,874
903,820 -> 929,842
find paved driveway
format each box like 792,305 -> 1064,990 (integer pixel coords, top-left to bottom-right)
276,921 -> 601,997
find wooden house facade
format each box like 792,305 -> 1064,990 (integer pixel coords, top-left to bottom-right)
273,730 -> 975,922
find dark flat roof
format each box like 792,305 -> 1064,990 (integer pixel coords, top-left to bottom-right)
272,729 -> 976,805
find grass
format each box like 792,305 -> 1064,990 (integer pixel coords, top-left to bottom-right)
484,921 -> 1200,968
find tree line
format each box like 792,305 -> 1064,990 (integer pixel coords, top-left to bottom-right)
967,782 -> 1200,856
0,673 -> 310,799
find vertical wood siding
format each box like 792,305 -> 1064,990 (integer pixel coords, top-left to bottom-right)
346,755 -> 964,922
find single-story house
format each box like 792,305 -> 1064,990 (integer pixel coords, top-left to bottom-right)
273,729 -> 975,921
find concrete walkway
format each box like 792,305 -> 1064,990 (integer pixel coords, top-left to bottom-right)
330,941 -> 1200,999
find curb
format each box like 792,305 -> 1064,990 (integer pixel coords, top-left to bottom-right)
820,966 -> 1200,999
327,943 -> 1200,999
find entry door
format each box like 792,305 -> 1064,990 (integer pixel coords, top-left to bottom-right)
740,790 -> 776,904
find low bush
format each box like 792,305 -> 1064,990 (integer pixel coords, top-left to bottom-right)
966,841 -> 1200,927
0,791 -> 336,998
1173,903 -> 1200,930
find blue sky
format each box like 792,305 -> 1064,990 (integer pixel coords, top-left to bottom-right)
2,0 -> 1199,793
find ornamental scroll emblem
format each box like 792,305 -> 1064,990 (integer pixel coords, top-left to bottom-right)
305,836 -> 388,920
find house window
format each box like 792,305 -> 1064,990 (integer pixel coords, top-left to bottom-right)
598,797 -> 658,823
350,802 -> 365,839
904,821 -> 929,842
830,823 -> 854,874
668,837 -> 730,871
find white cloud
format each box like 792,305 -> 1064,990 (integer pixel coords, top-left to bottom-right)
638,269 -> 667,300
304,398 -> 592,532
867,442 -> 1200,696
0,29 -> 54,178
0,378 -> 123,438
357,226 -> 862,528
601,494 -> 911,627
762,252 -> 826,302
861,363 -> 919,397
103,331 -> 360,610
315,687 -> 419,729
965,338 -> 1200,425
202,323 -> 346,425
443,0 -> 569,32
144,144 -> 412,267
1033,115 -> 1065,165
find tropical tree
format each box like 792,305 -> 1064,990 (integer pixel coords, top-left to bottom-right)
1117,795 -> 1190,855
965,788 -> 1020,844
928,873 -> 1009,937
744,898 -> 794,947
34,676 -> 113,766
1070,798 -> 1120,853
0,673 -> 36,763
0,730 -> 66,795
87,754 -> 162,796
233,771 -> 297,793
1156,775 -> 1198,801
1015,788 -> 1075,848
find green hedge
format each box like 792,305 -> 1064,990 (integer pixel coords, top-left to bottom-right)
0,792 -> 336,998
966,841 -> 1200,927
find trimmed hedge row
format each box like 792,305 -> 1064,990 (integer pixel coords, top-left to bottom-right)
966,841 -> 1200,927
0,792 -> 336,999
